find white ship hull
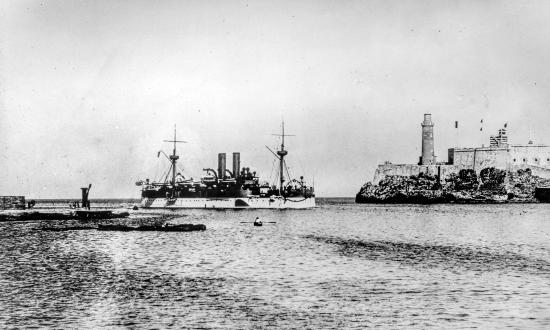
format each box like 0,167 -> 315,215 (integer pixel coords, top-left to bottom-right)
140,196 -> 315,209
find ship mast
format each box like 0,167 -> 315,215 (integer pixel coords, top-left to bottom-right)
273,121 -> 294,195
163,125 -> 187,186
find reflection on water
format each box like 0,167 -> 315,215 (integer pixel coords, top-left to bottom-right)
1,200 -> 549,328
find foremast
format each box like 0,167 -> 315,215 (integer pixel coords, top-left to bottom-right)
163,125 -> 187,187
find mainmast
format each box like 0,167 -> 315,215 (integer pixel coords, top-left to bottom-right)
163,125 -> 187,186
273,121 -> 294,194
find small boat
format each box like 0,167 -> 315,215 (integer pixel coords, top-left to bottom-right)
253,217 -> 263,227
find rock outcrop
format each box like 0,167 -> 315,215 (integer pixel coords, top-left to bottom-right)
356,168 -> 550,204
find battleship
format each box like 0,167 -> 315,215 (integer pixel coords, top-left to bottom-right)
136,123 -> 315,209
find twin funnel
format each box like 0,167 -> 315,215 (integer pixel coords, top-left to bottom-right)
217,152 -> 241,179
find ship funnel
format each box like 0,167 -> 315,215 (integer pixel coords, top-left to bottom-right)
233,152 -> 240,179
218,153 -> 226,179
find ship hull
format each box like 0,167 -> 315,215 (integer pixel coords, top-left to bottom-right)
140,196 -> 315,209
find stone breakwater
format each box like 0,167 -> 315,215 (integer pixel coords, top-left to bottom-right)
356,168 -> 550,203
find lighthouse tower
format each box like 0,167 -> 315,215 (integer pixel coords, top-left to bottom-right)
419,114 -> 436,165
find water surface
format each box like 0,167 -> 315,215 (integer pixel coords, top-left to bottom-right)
1,199 -> 549,328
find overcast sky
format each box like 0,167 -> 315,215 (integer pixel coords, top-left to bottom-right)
1,0 -> 550,198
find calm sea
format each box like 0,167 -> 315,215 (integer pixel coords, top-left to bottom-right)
1,198 -> 549,329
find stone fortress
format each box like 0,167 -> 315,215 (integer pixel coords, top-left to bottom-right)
373,114 -> 550,184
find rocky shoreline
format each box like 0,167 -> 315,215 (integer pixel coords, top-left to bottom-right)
356,168 -> 550,204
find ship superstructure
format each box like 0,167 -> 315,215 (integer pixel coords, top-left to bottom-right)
136,123 -> 315,209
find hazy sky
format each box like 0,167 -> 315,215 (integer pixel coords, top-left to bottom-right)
2,0 -> 550,198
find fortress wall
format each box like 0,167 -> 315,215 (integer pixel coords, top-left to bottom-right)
474,149 -> 510,170
450,148 -> 509,170
373,164 -> 464,184
450,149 -> 474,167
508,145 -> 550,167
449,145 -> 550,170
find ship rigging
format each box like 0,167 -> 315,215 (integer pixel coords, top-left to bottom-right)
136,122 -> 315,209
